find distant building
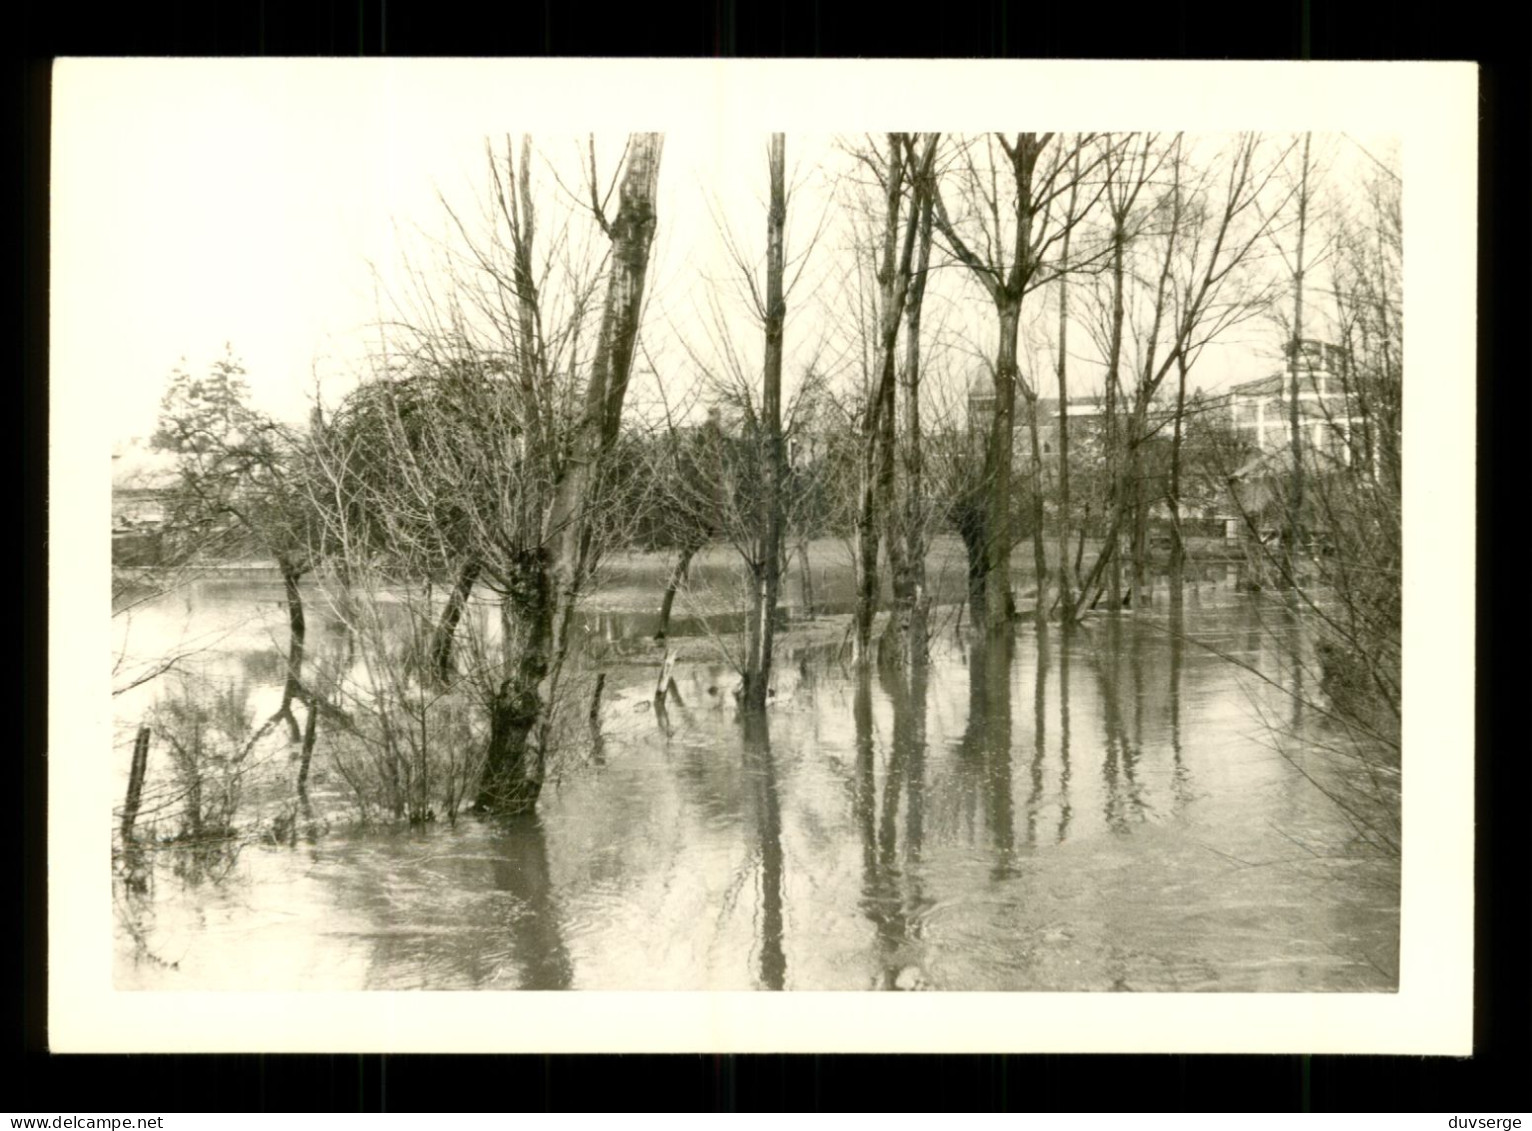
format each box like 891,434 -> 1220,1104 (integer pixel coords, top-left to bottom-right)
965,373 -> 998,441
112,438 -> 178,565
965,373 -> 1108,457
1227,339 -> 1362,465
111,438 -> 177,531
1220,340 -> 1378,544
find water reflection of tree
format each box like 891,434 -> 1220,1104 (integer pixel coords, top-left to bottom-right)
854,667 -> 933,990
1167,605 -> 1195,813
740,712 -> 786,990
950,635 -> 1016,876
486,817 -> 575,990
335,820 -> 574,990
1091,615 -> 1146,834
1283,594 -> 1306,737
1025,628 -> 1048,849
1242,596 -> 1400,860
1057,630 -> 1074,844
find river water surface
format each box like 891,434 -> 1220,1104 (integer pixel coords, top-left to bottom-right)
112,575 -> 1400,992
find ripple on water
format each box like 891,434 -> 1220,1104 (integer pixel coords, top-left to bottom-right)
114,595 -> 1400,992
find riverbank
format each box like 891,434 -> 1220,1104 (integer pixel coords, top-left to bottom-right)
116,532 -> 1250,601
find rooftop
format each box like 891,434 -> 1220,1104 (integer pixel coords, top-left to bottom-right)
1229,373 -> 1286,397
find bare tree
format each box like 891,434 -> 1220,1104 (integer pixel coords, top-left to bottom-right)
334,134 -> 664,817
1226,138 -> 1401,747
1283,134 -> 1317,578
896,134 -> 941,666
1052,146 -> 1084,617
480,132 -> 663,813
665,135 -> 831,703
1083,133 -> 1165,613
741,134 -> 789,712
1074,133 -> 1285,617
932,133 -> 1102,631
1317,143 -> 1402,740
844,132 -> 939,665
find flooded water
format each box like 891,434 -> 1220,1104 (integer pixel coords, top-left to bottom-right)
112,572 -> 1400,992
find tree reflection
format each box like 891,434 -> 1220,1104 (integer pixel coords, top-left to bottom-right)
336,817 -> 574,990
1243,595 -> 1264,658
900,665 -> 928,867
852,673 -> 888,980
1026,626 -> 1049,849
1057,627 -> 1074,844
855,665 -> 933,990
1168,603 -> 1194,813
1094,614 -> 1145,834
985,636 -> 1015,876
486,816 -> 574,990
1284,593 -> 1306,734
954,636 -> 1016,877
741,711 -> 786,991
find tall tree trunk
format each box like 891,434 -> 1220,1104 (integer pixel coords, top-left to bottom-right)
1055,260 -> 1076,620
431,559 -> 480,686
655,542 -> 698,642
854,133 -> 926,665
854,452 -> 883,665
1053,149 -> 1082,622
1023,390 -> 1048,626
986,300 -> 1021,631
1105,228 -> 1126,610
1121,390 -> 1158,610
743,133 -> 786,713
878,360 -> 909,666
900,159 -> 935,665
1131,431 -> 1150,606
955,492 -> 989,628
1287,133 -> 1312,585
1077,504 -> 1126,611
1168,353 -> 1189,613
477,133 -> 663,816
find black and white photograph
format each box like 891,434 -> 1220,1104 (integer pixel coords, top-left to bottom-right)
50,59 -> 1476,1053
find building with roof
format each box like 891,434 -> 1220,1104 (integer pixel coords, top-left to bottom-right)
965,372 -> 1109,457
1227,339 -> 1363,465
112,437 -> 179,566
1220,340 -> 1387,549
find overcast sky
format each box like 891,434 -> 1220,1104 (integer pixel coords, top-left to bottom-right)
54,60 -> 1436,448
58,62 -> 818,442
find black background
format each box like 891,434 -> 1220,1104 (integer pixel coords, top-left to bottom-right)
13,0 -> 1529,1112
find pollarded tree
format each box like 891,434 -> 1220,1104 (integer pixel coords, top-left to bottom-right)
932,133 -> 1104,631
365,134 -> 665,817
